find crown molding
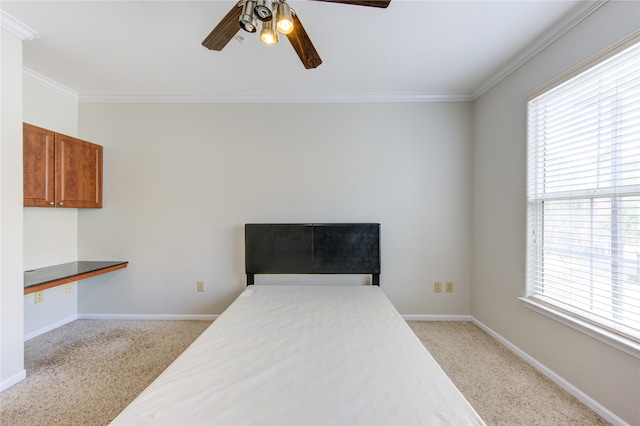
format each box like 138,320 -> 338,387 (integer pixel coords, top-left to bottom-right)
24,66 -> 472,103
23,67 -> 78,101
471,0 -> 608,100
1,10 -> 38,40
77,91 -> 473,104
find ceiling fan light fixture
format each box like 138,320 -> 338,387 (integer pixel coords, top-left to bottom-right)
239,0 -> 258,33
254,0 -> 273,22
260,17 -> 279,45
276,1 -> 294,35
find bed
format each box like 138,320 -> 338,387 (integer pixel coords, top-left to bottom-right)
111,223 -> 484,425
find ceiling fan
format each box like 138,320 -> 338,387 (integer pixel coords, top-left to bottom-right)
202,0 -> 391,69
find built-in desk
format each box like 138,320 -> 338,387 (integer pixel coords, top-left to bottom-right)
24,261 -> 128,294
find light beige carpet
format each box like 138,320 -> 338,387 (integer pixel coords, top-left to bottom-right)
408,321 -> 609,426
0,319 -> 608,425
0,320 -> 211,426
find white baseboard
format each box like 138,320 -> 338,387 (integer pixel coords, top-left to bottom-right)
24,314 -> 78,342
1,369 -> 26,391
78,313 -> 218,321
402,314 -> 473,321
470,317 -> 630,426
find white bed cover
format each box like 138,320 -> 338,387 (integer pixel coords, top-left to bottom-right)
111,285 -> 485,425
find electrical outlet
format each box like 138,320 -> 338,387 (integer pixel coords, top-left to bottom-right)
65,283 -> 73,294
34,291 -> 44,304
446,281 -> 454,292
197,280 -> 205,292
434,281 -> 442,293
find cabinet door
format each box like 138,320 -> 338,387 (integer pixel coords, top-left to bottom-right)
55,133 -> 103,208
23,123 -> 56,207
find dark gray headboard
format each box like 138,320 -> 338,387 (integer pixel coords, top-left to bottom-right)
245,223 -> 380,286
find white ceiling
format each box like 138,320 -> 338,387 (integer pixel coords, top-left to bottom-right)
1,0 -> 601,102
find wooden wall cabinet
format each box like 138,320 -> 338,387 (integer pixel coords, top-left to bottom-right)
23,123 -> 103,208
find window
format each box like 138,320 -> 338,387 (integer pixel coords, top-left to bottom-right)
526,32 -> 640,349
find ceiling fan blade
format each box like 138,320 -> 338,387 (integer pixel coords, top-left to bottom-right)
286,13 -> 322,69
311,0 -> 390,8
202,2 -> 243,51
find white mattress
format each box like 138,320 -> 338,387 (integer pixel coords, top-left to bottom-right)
111,285 -> 485,425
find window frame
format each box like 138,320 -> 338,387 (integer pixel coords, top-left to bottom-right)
524,30 -> 640,359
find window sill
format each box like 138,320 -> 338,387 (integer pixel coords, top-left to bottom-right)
519,297 -> 640,359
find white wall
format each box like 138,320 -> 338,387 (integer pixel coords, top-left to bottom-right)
22,79 -> 79,337
76,102 -> 473,316
0,28 -> 25,390
471,1 -> 640,424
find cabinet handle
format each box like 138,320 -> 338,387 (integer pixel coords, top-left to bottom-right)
49,201 -> 55,206
59,202 -> 64,206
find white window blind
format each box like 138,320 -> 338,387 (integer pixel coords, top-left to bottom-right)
527,32 -> 640,343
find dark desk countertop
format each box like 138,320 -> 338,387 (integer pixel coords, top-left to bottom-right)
24,260 -> 128,292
